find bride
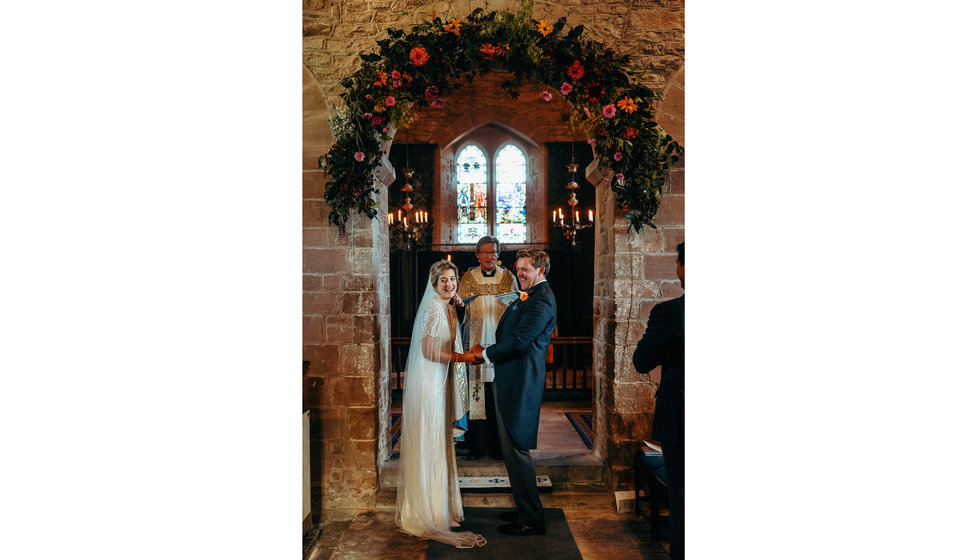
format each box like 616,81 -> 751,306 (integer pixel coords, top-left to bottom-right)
395,260 -> 487,548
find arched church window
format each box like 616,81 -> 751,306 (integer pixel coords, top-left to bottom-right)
455,142 -> 528,244
455,145 -> 489,244
493,144 -> 527,243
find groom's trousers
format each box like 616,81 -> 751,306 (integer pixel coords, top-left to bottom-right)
492,383 -> 545,528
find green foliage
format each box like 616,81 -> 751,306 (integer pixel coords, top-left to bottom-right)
320,7 -> 684,232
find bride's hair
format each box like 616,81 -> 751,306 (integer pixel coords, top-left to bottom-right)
428,259 -> 458,288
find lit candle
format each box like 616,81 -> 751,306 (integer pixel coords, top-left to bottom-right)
575,211 -> 580,224
447,254 -> 452,261
588,209 -> 593,222
397,210 -> 402,222
553,210 -> 556,223
388,212 -> 392,225
425,211 -> 428,223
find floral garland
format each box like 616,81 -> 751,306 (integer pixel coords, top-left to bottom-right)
318,3 -> 683,232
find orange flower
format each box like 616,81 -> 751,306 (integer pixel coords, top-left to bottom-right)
616,96 -> 638,114
623,127 -> 638,139
444,18 -> 461,35
567,60 -> 585,80
519,291 -> 529,301
409,47 -> 429,66
536,19 -> 553,36
480,43 -> 498,57
373,71 -> 388,87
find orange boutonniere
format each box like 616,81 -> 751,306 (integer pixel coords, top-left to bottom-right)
519,291 -> 529,301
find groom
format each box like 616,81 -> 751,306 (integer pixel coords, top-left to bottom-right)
471,248 -> 557,536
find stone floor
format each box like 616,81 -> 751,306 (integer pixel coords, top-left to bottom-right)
307,505 -> 669,560
308,403 -> 672,559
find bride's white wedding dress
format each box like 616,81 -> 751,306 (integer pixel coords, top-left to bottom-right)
395,283 -> 486,548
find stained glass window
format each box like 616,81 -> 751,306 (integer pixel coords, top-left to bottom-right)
456,145 -> 488,244
455,141 -> 528,244
495,144 -> 527,243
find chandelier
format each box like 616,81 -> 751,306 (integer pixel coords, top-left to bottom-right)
388,152 -> 431,249
551,143 -> 593,247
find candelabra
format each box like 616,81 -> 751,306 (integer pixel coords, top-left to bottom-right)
388,208 -> 429,249
551,151 -> 594,247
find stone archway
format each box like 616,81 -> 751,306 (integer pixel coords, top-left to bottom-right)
303,4 -> 685,514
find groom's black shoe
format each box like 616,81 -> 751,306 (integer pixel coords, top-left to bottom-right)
497,510 -> 518,522
498,522 -> 546,536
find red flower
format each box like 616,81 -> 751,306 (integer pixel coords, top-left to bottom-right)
519,291 -> 529,301
567,60 -> 585,80
623,128 -> 638,139
585,83 -> 605,103
409,47 -> 429,66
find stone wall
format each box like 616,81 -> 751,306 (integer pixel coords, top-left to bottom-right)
588,63 -> 684,490
303,0 -> 684,513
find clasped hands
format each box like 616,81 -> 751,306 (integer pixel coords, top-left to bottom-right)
455,344 -> 486,365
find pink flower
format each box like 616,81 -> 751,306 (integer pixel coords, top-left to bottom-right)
560,82 -> 573,95
354,152 -> 365,162
382,127 -> 388,133
372,116 -> 383,125
613,152 -> 623,161
615,172 -> 625,181
391,70 -> 402,80
365,94 -> 374,100
431,98 -> 446,108
602,104 -> 616,118
584,108 -> 591,119
540,91 -> 553,102
392,79 -> 402,88
385,96 -> 396,107
587,138 -> 596,146
425,86 -> 439,97
362,112 -> 373,120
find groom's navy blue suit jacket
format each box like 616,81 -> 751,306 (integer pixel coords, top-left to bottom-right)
486,280 -> 557,450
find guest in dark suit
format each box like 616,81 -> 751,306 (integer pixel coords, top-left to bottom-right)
633,241 -> 684,559
471,248 -> 557,537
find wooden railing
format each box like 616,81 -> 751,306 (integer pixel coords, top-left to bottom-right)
390,336 -> 593,401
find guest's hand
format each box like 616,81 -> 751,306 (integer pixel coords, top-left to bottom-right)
451,294 -> 464,307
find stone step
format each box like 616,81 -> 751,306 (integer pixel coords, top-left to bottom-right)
381,453 -> 605,487
378,453 -> 610,508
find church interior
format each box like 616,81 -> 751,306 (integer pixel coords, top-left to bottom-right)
303,0 -> 684,557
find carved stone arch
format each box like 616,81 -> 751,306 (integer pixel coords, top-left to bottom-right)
655,64 -> 685,148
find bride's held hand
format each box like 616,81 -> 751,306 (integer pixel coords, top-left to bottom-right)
452,350 -> 484,365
